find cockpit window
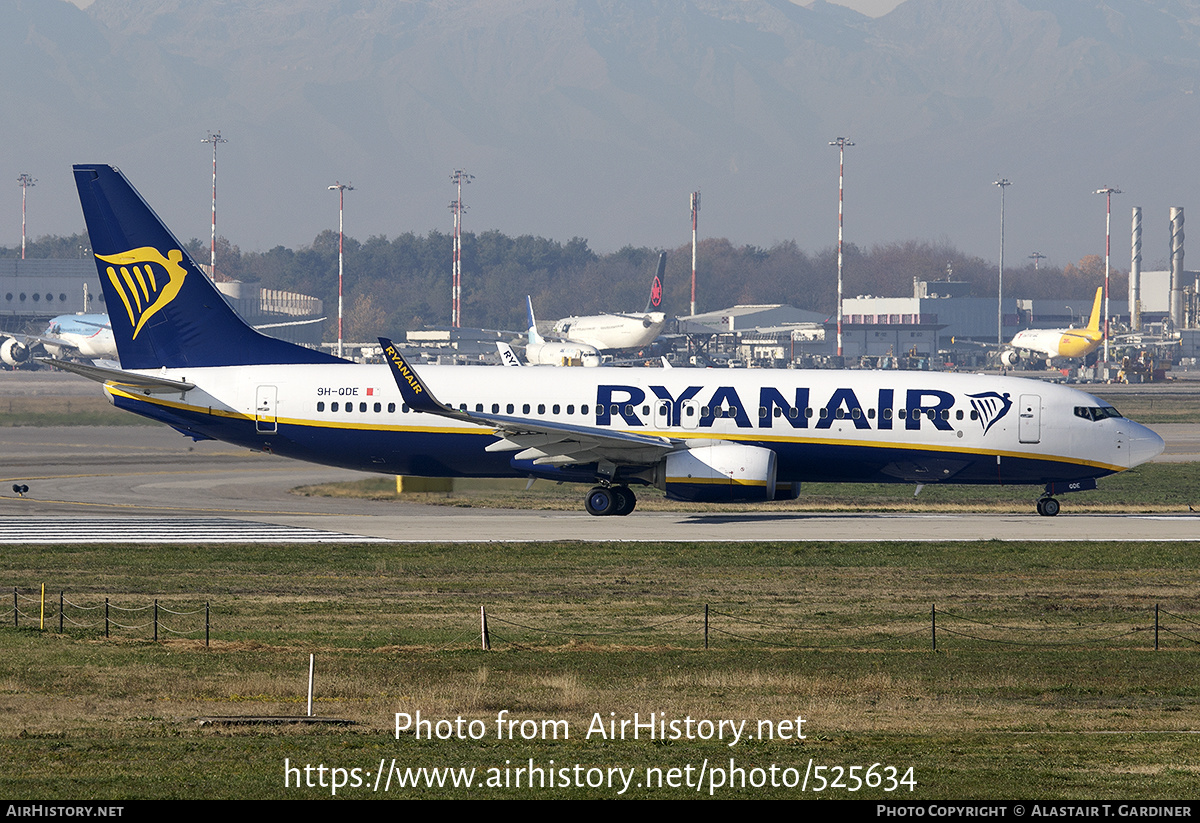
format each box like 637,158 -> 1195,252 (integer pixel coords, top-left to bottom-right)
1074,405 -> 1123,422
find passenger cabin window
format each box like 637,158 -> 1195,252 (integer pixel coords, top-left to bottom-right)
317,401 -> 325,412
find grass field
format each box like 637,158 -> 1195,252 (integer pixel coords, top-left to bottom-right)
0,395 -> 155,427
1,539 -> 1198,799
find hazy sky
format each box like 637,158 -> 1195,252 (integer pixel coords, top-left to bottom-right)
64,0 -> 906,15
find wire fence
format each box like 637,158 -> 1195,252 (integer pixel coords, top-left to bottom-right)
8,586 -> 1199,652
476,602 -> 1196,652
10,587 -> 209,645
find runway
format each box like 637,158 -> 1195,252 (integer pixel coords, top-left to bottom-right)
2,424 -> 1198,542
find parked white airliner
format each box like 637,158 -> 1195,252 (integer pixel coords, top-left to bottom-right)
522,296 -> 600,366
1002,287 -> 1106,366
52,164 -> 1164,518
548,251 -> 667,352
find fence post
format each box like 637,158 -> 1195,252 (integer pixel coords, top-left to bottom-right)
704,604 -> 709,649
59,591 -> 64,634
206,602 -> 210,647
931,603 -> 936,651
13,587 -> 16,629
1155,603 -> 1159,651
481,605 -> 491,651
105,598 -> 109,639
154,600 -> 158,643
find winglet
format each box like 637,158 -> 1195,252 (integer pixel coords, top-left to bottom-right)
378,337 -> 446,415
497,341 -> 524,366
644,251 -> 666,313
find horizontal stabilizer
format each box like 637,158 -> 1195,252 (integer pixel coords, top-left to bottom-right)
38,358 -> 195,393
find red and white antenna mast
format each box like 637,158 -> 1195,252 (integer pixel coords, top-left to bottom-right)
690,191 -> 700,317
328,182 -> 354,359
449,169 -> 473,328
17,174 -> 36,260
201,131 -> 227,280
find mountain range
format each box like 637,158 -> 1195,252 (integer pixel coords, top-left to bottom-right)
4,0 -> 1199,271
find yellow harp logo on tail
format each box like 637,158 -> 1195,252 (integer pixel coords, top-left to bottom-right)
94,247 -> 188,339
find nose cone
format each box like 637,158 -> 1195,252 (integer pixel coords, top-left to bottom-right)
1127,422 -> 1166,468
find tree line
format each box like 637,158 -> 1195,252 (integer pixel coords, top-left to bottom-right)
3,232 -> 1124,340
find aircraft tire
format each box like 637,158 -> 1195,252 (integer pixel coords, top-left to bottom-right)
613,486 -> 636,516
1037,497 -> 1060,517
585,486 -> 616,516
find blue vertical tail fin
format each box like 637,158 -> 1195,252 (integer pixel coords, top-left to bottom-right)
73,164 -> 343,369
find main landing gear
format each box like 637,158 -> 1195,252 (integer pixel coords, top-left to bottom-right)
1036,496 -> 1060,517
584,485 -> 637,516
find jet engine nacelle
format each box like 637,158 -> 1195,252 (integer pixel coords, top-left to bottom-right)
658,443 -> 778,503
0,337 -> 31,367
1000,349 -> 1021,367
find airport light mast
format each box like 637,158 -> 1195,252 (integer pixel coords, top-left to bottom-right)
449,169 -> 473,328
1028,251 -> 1046,270
829,137 -> 853,359
690,191 -> 701,317
1094,186 -> 1121,363
328,182 -> 354,359
17,174 -> 35,260
201,131 -> 226,280
994,178 -> 1011,348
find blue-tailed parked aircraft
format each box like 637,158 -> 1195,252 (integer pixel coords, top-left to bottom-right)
50,164 -> 1164,517
1,313 -> 116,367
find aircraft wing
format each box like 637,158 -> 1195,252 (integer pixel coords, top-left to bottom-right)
379,338 -> 679,468
37,358 -> 196,393
253,317 -> 327,330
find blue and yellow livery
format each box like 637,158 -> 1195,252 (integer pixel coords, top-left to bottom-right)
55,164 -> 1165,517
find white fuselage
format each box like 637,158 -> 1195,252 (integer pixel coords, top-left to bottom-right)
552,312 -> 666,352
103,364 -> 1163,487
525,340 -> 601,367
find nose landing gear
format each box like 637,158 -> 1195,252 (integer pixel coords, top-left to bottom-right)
1036,496 -> 1060,517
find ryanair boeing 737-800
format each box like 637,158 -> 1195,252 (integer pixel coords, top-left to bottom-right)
49,164 -> 1164,517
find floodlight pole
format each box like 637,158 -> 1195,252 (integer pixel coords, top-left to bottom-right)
328,182 -> 354,359
1095,186 -> 1122,363
690,191 -> 700,317
830,138 -> 853,358
994,178 -> 1011,348
201,131 -> 226,280
449,169 -> 473,328
17,174 -> 36,260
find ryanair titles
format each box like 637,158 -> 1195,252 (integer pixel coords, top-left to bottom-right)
595,384 -> 1012,434
383,344 -> 424,397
